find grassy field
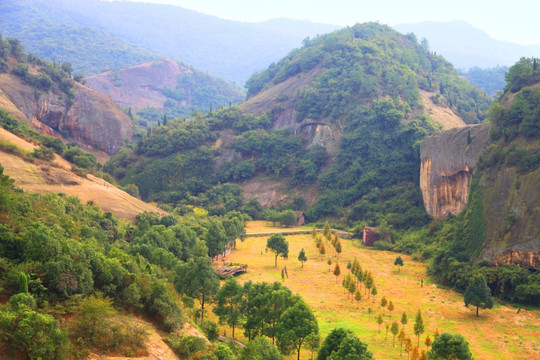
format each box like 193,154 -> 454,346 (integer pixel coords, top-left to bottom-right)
215,222 -> 540,360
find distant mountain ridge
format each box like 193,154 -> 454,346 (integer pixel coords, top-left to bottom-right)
85,59 -> 245,119
394,21 -> 540,69
0,0 -> 339,83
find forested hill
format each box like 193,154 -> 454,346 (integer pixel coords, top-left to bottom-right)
0,0 -> 338,83
104,23 -> 492,234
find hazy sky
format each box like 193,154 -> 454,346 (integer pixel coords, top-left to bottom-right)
119,0 -> 540,46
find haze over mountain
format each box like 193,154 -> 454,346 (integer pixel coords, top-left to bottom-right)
0,0 -> 338,84
394,21 -> 540,70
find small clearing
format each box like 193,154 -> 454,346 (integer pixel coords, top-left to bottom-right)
420,90 -> 466,130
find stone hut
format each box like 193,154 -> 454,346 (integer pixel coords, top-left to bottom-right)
362,226 -> 380,246
294,211 -> 306,226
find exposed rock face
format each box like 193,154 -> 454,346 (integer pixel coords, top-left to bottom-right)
420,123 -> 490,219
85,59 -> 190,111
478,165 -> 540,270
0,73 -> 132,154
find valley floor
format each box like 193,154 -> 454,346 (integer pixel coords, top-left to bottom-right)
219,224 -> 540,360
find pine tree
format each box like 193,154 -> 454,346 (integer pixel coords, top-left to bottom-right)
377,314 -> 383,333
380,296 -> 388,315
394,255 -> 404,272
411,346 -> 420,360
398,328 -> 406,356
414,310 -> 424,347
298,248 -> 307,268
333,263 -> 341,283
319,242 -> 326,257
323,220 -> 331,238
371,285 -> 378,299
388,301 -> 394,317
327,257 -> 332,272
401,311 -> 408,327
354,288 -> 362,307
311,226 -> 317,239
425,335 -> 432,350
464,274 -> 494,316
335,239 -> 342,260
391,321 -> 399,347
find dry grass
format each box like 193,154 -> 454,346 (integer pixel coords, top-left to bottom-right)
420,90 -> 466,130
218,223 -> 540,360
0,128 -> 165,222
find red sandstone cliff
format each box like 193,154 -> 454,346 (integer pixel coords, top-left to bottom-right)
0,72 -> 131,154
419,123 -> 490,219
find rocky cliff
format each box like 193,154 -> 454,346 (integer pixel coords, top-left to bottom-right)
0,72 -> 132,154
420,122 -> 540,269
420,123 -> 490,219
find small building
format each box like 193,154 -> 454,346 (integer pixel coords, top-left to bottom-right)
362,226 -> 380,246
294,211 -> 306,226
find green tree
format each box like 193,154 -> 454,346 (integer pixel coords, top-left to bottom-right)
277,300 -> 318,360
213,342 -> 236,360
317,328 -> 372,360
18,272 -> 29,294
394,256 -> 404,272
328,332 -> 373,359
280,210 -> 297,227
380,296 -> 387,315
377,315 -> 383,333
267,233 -> 289,267
0,309 -> 68,359
335,238 -> 342,260
205,219 -> 228,258
387,300 -> 394,316
401,311 -> 408,327
240,336 -> 283,360
464,274 -> 494,316
333,263 -> 341,283
391,321 -> 399,347
77,295 -> 116,344
323,221 -> 331,238
414,310 -> 424,346
175,255 -> 220,322
214,277 -> 244,338
298,248 -> 308,268
354,288 -> 362,307
305,333 -> 321,360
428,332 -> 472,360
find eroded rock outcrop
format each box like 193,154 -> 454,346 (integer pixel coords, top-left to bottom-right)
420,123 -> 490,219
0,73 -> 132,154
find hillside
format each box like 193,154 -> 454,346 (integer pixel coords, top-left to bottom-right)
0,127 -> 165,221
0,0 -> 338,83
394,21 -> 540,70
419,58 -> 540,271
85,59 -> 245,121
105,23 -> 491,233
0,38 -> 132,155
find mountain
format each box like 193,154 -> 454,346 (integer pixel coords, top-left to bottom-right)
0,39 -> 132,155
420,58 -> 539,271
0,0 -> 338,83
104,23 -> 492,232
0,1 -> 159,76
85,59 -> 245,121
394,21 -> 540,70
0,44 -> 132,155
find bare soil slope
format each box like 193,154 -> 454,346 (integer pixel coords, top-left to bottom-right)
85,59 -> 190,111
420,90 -> 466,130
0,128 -> 165,221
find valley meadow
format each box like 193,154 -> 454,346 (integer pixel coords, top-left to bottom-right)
214,222 -> 540,360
